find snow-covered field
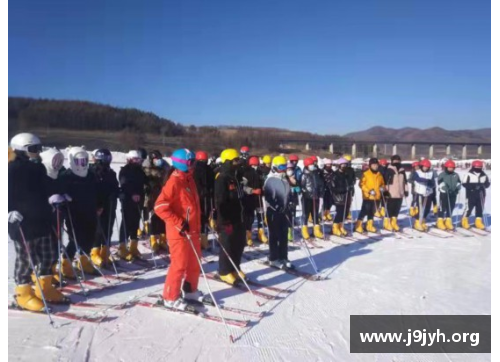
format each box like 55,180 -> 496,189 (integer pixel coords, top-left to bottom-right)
8,158 -> 491,362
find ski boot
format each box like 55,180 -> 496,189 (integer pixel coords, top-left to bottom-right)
100,245 -> 111,265
269,259 -> 284,269
324,211 -> 333,221
308,214 -> 313,224
117,242 -> 133,261
234,269 -> 247,281
246,230 -> 253,247
219,273 -> 238,285
159,234 -> 168,251
445,218 -> 454,230
258,228 -> 268,243
301,226 -> 310,240
209,217 -> 216,230
34,275 -> 70,304
346,212 -> 352,220
374,209 -> 382,218
355,220 -> 364,233
461,217 -> 471,230
366,220 -> 377,233
282,259 -> 295,269
183,290 -> 213,306
288,228 -> 294,242
413,219 -> 427,232
339,223 -> 348,236
54,257 -> 76,280
433,205 -> 438,215
14,284 -> 45,312
128,239 -> 142,259
144,221 -> 150,236
383,218 -> 393,231
150,235 -> 160,253
436,218 -> 446,231
90,247 -> 104,268
163,297 -> 189,311
137,228 -> 143,239
410,206 -> 419,217
332,223 -> 342,236
313,225 -> 324,238
76,254 -> 96,274
475,217 -> 486,230
390,217 -> 400,232
200,234 -> 209,249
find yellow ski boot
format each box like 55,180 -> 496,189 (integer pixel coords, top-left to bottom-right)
90,247 -> 104,268
366,220 -> 377,233
246,230 -> 253,246
76,254 -> 95,274
100,245 -> 110,265
117,242 -> 133,261
159,234 -> 168,251
219,273 -> 238,285
433,205 -> 438,215
475,217 -> 485,230
390,217 -> 400,232
301,225 -> 310,240
14,284 -> 45,312
445,218 -> 454,230
339,223 -> 348,236
128,239 -> 142,259
332,223 -> 342,236
461,217 -> 471,230
313,225 -> 324,238
34,275 -> 70,304
150,235 -> 160,253
383,218 -> 393,231
324,211 -> 333,221
414,219 -> 426,232
258,228 -> 268,243
355,220 -> 364,233
436,218 -> 446,231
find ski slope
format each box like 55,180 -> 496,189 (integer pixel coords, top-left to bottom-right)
8,158 -> 491,362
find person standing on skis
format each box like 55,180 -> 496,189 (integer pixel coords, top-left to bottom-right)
90,148 -> 120,268
330,158 -> 351,236
342,154 -> 356,220
436,160 -> 461,231
193,150 -> 215,249
355,158 -> 385,234
408,161 -> 421,217
241,156 -> 267,246
9,133 -> 69,310
411,159 -> 436,231
144,150 -> 170,252
285,161 -> 300,241
214,149 -> 247,285
321,158 -> 335,222
384,155 -> 408,232
462,160 -> 490,230
118,150 -> 147,261
264,156 -> 295,269
375,158 -> 389,217
260,155 -> 272,180
300,157 -> 325,239
154,148 -> 206,311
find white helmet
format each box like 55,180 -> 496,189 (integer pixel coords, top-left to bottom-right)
317,157 -> 324,170
10,133 -> 42,153
216,157 -> 222,165
40,148 -> 65,180
127,150 -> 142,164
69,147 -> 89,177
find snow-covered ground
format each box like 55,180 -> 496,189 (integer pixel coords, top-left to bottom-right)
8,159 -> 491,362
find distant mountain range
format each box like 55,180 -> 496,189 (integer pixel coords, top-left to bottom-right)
344,126 -> 490,143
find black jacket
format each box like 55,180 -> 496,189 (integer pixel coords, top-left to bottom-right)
194,161 -> 215,213
241,166 -> 263,209
60,169 -> 99,219
8,156 -> 52,239
119,163 -> 147,199
91,164 -> 120,210
329,170 -> 350,205
462,169 -> 490,199
214,162 -> 244,226
300,169 -> 325,199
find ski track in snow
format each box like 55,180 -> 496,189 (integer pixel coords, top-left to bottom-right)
8,162 -> 491,362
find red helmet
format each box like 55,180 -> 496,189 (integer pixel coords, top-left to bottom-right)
240,146 -> 250,153
289,154 -> 299,162
420,159 -> 431,168
195,151 -> 208,161
310,155 -> 318,162
304,157 -> 314,167
472,160 -> 484,168
248,156 -> 259,166
379,159 -> 388,166
412,161 -> 420,168
444,160 -> 456,168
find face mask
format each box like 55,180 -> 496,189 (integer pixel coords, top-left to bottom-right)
153,159 -> 163,167
286,170 -> 294,177
392,162 -> 400,167
308,165 -> 316,171
332,166 -> 339,172
252,166 -> 258,171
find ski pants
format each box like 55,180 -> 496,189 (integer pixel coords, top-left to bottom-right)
243,206 -> 264,232
96,200 -> 116,247
12,234 -> 55,285
323,190 -> 333,213
302,197 -> 320,225
66,209 -> 97,259
357,199 -> 377,221
466,194 -> 484,218
387,198 -> 403,218
267,209 -> 289,261
411,190 -> 418,207
217,223 -> 246,276
416,195 -> 432,219
150,212 -> 166,236
120,199 -> 142,242
163,234 -> 201,301
333,197 -> 351,223
430,188 -> 437,207
438,193 -> 457,219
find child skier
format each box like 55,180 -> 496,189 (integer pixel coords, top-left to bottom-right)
330,158 -> 350,236
355,158 -> 385,233
321,158 -> 335,221
384,155 -> 408,231
300,157 -> 325,239
411,159 -> 436,231
155,148 -> 206,311
436,160 -> 461,230
462,160 -> 490,230
286,161 -> 300,241
264,156 -> 295,269
408,161 -> 421,217
193,150 -> 215,249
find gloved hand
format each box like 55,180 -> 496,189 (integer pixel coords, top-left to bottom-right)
179,220 -> 190,235
379,187 -> 385,192
293,186 -> 301,193
252,188 -> 262,195
132,195 -> 141,203
241,177 -> 249,186
48,194 -> 66,205
63,194 -> 72,202
8,211 -> 23,224
369,190 -> 376,196
438,182 -> 447,193
243,186 -> 253,195
223,224 -> 233,235
456,183 -> 462,191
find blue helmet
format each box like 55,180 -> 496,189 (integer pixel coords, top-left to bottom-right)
171,148 -> 195,172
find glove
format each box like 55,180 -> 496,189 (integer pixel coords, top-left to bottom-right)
293,186 -> 301,193
252,189 -> 262,195
118,193 -> 126,201
223,224 -> 233,235
179,220 -> 190,235
438,182 -> 447,193
243,186 -> 253,195
63,194 -> 72,202
132,195 -> 141,203
241,177 -> 249,186
369,190 -> 376,196
456,183 -> 462,191
379,187 -> 385,192
48,194 -> 66,205
8,211 -> 23,224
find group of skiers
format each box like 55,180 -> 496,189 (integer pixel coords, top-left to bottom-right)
8,133 -> 490,313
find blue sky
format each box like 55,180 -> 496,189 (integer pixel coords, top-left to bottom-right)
9,0 -> 490,134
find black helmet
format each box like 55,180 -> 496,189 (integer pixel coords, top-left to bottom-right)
94,148 -> 112,164
138,147 -> 148,160
149,150 -> 162,160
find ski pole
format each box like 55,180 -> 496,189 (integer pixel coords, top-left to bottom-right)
56,205 -> 63,289
179,208 -> 235,343
402,195 -> 414,230
480,190 -> 489,230
320,197 -> 326,240
17,226 -> 55,327
65,204 -> 86,282
446,191 -> 455,230
258,195 -> 269,239
98,222 -> 119,277
285,214 -> 319,274
137,204 -> 157,268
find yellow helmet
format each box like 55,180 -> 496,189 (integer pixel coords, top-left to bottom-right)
272,155 -> 287,167
343,154 -> 352,161
220,148 -> 239,162
8,147 -> 16,162
262,155 -> 272,164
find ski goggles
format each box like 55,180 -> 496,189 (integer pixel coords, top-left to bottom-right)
73,157 -> 88,167
52,154 -> 64,171
275,164 -> 287,172
96,154 -> 112,164
26,144 -> 43,153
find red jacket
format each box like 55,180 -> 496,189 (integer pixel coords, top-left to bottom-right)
154,170 -> 201,240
